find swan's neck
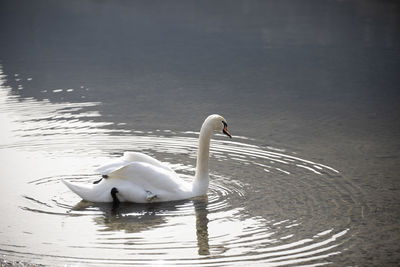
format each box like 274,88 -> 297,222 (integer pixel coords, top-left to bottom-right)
193,124 -> 212,195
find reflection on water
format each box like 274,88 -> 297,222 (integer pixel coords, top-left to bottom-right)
194,198 -> 210,256
0,65 -> 357,266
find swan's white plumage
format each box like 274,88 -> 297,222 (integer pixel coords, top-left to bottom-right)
95,151 -> 173,175
62,114 -> 231,203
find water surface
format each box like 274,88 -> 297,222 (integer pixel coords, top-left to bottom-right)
0,76 -> 353,266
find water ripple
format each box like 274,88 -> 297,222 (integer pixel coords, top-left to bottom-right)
12,134 -> 357,266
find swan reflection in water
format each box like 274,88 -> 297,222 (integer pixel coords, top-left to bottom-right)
70,196 -> 211,256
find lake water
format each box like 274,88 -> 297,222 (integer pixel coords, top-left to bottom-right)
0,0 -> 399,266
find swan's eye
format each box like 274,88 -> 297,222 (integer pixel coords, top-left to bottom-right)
222,121 -> 227,128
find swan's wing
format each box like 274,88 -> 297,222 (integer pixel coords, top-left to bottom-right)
109,162 -> 191,194
122,152 -> 173,172
95,151 -> 173,175
94,157 -> 131,175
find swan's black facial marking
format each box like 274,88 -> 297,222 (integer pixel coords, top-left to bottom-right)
222,121 -> 232,138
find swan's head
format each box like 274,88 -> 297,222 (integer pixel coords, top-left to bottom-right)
205,114 -> 232,138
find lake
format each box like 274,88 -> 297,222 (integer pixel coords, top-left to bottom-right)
0,0 -> 399,266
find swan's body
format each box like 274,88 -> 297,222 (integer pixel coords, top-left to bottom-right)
63,114 -> 231,203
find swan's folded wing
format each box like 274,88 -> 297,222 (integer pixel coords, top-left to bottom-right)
94,157 -> 131,175
122,152 -> 173,172
95,151 -> 174,175
109,162 -> 191,194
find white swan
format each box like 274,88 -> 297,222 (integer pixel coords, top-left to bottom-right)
62,114 -> 232,203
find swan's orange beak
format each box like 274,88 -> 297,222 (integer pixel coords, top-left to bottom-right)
223,125 -> 232,139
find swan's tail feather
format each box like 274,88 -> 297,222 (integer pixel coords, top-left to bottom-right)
62,179 -> 96,202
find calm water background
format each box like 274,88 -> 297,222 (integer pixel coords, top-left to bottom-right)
0,0 -> 399,266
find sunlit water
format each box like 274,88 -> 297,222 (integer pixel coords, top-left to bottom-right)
0,67 -> 363,266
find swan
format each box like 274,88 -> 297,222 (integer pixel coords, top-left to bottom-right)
62,114 -> 232,204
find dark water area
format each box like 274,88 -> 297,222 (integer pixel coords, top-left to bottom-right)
0,0 -> 399,266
